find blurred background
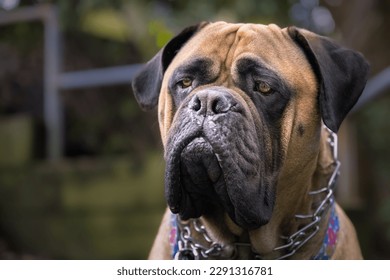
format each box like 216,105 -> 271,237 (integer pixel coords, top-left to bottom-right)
0,0 -> 389,259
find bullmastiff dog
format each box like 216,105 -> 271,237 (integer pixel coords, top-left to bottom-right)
131,22 -> 369,259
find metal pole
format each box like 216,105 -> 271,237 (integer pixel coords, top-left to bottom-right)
58,65 -> 142,90
43,5 -> 63,160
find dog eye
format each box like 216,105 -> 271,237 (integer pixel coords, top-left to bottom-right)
254,81 -> 273,94
178,77 -> 193,88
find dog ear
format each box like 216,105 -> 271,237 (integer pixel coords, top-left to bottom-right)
131,22 -> 209,110
288,27 -> 369,132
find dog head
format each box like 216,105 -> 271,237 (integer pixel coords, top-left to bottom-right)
132,22 -> 369,230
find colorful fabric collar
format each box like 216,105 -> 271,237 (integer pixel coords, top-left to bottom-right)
312,203 -> 340,260
169,213 -> 180,258
168,204 -> 340,260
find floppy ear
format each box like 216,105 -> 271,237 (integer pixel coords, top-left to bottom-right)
131,22 -> 209,110
288,27 -> 369,132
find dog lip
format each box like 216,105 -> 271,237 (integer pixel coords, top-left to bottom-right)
165,132 -> 226,219
181,137 -> 224,183
164,127 -> 205,206
164,130 -> 201,213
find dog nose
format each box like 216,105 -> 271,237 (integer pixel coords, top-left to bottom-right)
189,90 -> 233,115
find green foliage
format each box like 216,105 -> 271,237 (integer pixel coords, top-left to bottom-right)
148,20 -> 173,48
0,115 -> 33,166
80,8 -> 130,42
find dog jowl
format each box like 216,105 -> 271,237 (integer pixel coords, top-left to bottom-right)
132,22 -> 369,259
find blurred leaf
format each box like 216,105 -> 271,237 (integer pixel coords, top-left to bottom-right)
148,20 -> 174,48
81,8 -> 130,42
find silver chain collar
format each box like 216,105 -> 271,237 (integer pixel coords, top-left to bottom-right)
174,126 -> 340,260
175,219 -> 228,260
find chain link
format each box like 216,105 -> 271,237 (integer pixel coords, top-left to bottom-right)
174,219 -> 225,260
175,126 -> 339,260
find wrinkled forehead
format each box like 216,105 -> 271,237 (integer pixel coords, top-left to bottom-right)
164,22 -> 316,90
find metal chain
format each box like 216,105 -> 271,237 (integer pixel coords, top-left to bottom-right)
174,219 -> 225,260
175,126 -> 340,260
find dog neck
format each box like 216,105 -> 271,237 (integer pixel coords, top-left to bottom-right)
171,126 -> 340,259
249,125 -> 339,259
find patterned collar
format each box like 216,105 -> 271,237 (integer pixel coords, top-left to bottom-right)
312,203 -> 340,260
169,214 -> 180,258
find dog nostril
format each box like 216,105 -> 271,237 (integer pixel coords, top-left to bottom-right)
211,99 -> 220,114
190,96 -> 202,111
211,96 -> 229,114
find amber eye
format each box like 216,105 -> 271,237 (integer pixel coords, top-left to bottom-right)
255,81 -> 272,94
179,77 -> 193,88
